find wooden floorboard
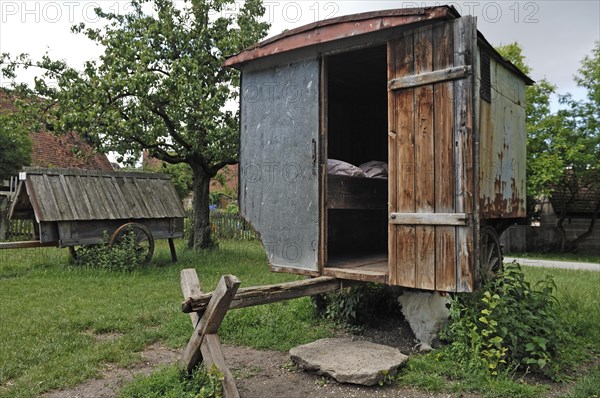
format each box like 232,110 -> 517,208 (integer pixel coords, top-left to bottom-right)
324,253 -> 388,284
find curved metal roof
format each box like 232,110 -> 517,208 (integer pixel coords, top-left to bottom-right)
224,6 -> 456,67
223,5 -> 533,85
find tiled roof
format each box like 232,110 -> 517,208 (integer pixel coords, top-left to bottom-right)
0,89 -> 113,171
549,185 -> 600,216
30,131 -> 113,171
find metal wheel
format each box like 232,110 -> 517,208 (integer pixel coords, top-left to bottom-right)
109,222 -> 155,264
479,226 -> 503,285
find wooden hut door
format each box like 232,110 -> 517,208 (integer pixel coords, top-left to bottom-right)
387,16 -> 477,292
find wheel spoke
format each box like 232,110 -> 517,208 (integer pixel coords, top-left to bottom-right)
479,226 -> 503,285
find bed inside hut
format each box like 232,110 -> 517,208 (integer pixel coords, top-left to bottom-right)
323,45 -> 389,282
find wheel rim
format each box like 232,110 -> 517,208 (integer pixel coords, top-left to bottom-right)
109,223 -> 155,264
479,226 -> 503,285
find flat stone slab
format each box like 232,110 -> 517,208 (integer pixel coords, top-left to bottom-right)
290,338 -> 408,386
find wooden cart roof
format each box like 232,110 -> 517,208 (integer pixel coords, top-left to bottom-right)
223,5 -> 533,84
9,168 -> 186,222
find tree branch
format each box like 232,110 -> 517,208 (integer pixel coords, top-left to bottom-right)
148,105 -> 192,151
147,67 -> 170,77
211,157 -> 237,174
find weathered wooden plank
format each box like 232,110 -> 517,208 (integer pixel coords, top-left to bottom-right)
388,65 -> 471,90
131,178 -> 153,218
38,174 -> 63,221
396,225 -> 416,287
76,175 -> 97,220
22,167 -> 172,180
435,226 -> 457,291
111,176 -> 131,219
59,174 -> 81,220
180,274 -> 240,373
390,30 -> 417,287
389,213 -> 468,225
326,175 -> 388,210
0,240 -> 56,249
48,175 -> 67,220
414,25 -> 435,290
168,238 -> 178,263
387,40 -> 399,287
86,176 -> 111,219
180,269 -> 202,326
146,179 -> 170,218
100,176 -> 126,219
453,16 -> 475,292
322,267 -> 387,284
182,276 -> 342,314
201,334 -> 240,398
120,177 -> 144,219
433,20 -> 458,292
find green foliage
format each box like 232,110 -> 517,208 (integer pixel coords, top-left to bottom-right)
73,231 -> 146,272
497,42 -> 600,251
222,203 -> 240,214
321,284 -> 401,328
0,111 -> 32,179
1,0 -> 269,249
161,162 -> 194,200
442,264 -> 571,380
118,365 -> 223,398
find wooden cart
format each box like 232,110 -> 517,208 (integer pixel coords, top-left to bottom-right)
225,5 -> 533,292
2,168 -> 186,263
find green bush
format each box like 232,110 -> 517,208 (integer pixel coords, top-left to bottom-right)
73,231 -> 146,272
320,283 -> 402,328
441,263 -> 571,380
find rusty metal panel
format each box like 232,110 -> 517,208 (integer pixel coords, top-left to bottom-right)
239,59 -> 320,273
478,55 -> 527,219
224,7 -> 455,68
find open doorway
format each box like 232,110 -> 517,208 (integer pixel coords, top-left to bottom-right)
324,44 -> 389,280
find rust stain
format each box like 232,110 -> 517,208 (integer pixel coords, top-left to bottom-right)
224,7 -> 453,67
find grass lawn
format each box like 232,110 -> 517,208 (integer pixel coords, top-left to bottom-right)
1,239 -> 599,397
506,252 -> 600,264
0,240 -> 335,397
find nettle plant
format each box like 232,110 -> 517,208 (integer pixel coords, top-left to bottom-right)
73,231 -> 146,272
442,264 -> 570,380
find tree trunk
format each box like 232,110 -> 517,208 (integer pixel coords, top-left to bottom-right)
567,198 -> 600,251
189,165 -> 215,250
555,189 -> 577,253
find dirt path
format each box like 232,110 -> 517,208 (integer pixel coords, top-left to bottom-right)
41,318 -> 574,398
41,317 -> 479,398
42,342 -> 467,398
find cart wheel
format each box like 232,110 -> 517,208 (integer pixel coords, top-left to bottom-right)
479,226 -> 503,285
109,223 -> 155,264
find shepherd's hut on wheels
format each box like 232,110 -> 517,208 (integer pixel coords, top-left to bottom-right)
224,5 -> 533,293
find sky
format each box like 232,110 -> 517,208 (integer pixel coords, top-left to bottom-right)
1,0 -> 599,106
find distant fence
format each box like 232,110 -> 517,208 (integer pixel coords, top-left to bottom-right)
210,212 -> 256,240
5,219 -> 34,241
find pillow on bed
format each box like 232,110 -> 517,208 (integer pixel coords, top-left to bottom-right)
327,159 -> 367,177
359,161 -> 388,179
